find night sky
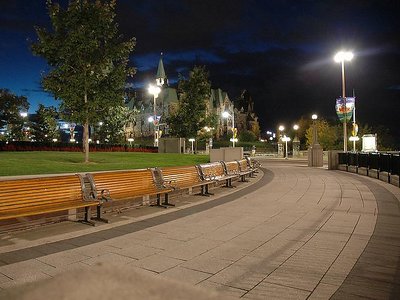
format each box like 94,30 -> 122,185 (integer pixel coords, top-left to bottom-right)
1,0 -> 399,141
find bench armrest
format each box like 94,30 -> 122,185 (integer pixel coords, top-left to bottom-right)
100,189 -> 112,202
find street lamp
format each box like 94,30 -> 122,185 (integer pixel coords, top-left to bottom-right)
312,114 -> 318,145
334,50 -> 353,152
282,135 -> 291,159
188,138 -> 195,154
148,84 -> 161,147
292,124 -> 300,157
222,110 -> 236,147
278,125 -> 285,157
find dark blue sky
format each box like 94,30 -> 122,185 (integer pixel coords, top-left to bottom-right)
1,0 -> 399,140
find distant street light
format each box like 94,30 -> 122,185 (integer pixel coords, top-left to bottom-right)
282,135 -> 291,159
222,110 -> 236,147
312,114 -> 318,145
188,138 -> 195,154
128,137 -> 134,147
148,84 -> 161,147
334,50 -> 354,152
292,124 -> 300,157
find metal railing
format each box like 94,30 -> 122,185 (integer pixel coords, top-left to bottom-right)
338,152 -> 400,186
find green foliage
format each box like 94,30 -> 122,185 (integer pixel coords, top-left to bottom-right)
168,66 -> 211,138
31,0 -> 135,161
239,130 -> 257,142
0,89 -> 30,141
96,105 -> 136,144
305,119 -> 339,150
31,104 -> 60,142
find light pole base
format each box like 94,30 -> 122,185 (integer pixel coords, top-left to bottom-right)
308,144 -> 323,167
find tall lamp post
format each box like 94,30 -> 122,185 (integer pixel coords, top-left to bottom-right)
334,50 -> 354,152
292,124 -> 300,157
148,84 -> 161,147
278,125 -> 285,157
282,135 -> 291,159
222,110 -> 236,147
188,138 -> 195,154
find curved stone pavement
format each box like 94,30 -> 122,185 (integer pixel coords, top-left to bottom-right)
0,159 -> 399,299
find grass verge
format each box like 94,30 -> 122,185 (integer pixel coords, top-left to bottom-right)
0,151 -> 209,177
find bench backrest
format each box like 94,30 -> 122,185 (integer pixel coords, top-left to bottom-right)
222,161 -> 240,175
245,156 -> 259,169
0,175 -> 84,219
89,169 -> 160,200
198,162 -> 225,180
237,159 -> 250,172
161,165 -> 202,188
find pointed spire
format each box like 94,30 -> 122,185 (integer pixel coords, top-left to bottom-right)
156,52 -> 167,86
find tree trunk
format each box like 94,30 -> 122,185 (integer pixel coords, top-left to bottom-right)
84,92 -> 90,163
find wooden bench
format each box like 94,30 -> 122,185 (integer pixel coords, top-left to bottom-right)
197,162 -> 237,188
87,168 -> 174,210
246,157 -> 261,175
161,165 -> 212,196
0,175 -> 100,226
236,159 -> 254,181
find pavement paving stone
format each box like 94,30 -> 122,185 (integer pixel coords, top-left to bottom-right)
0,259 -> 55,281
243,281 -> 311,300
182,255 -> 234,274
36,250 -> 90,267
0,271 -> 52,289
198,280 -> 248,298
263,265 -> 324,291
201,243 -> 249,261
308,283 -> 341,300
159,265 -> 211,285
162,238 -> 223,261
210,266 -> 266,291
132,253 -> 185,273
81,252 -> 137,266
110,243 -> 162,260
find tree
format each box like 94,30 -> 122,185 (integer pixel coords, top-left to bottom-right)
0,89 -> 30,141
305,119 -> 339,150
239,130 -> 257,142
31,104 -> 60,142
168,66 -> 211,138
96,105 -> 136,144
31,0 -> 135,162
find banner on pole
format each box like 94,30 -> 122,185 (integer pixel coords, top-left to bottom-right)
335,97 -> 355,123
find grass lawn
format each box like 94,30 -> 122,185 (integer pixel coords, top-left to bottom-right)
0,151 -> 209,177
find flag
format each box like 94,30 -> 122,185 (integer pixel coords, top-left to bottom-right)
335,97 -> 355,123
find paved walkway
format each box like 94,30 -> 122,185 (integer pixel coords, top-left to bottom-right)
0,158 -> 399,299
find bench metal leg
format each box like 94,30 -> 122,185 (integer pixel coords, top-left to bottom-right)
224,178 -> 235,188
151,194 -> 168,208
91,205 -> 109,223
78,207 -> 96,226
162,193 -> 175,206
197,184 -> 213,196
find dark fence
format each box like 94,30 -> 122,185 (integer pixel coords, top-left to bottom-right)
338,152 -> 400,178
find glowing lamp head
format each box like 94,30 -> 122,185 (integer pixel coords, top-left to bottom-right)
293,124 -> 299,131
278,125 -> 285,132
312,114 -> 318,120
222,111 -> 230,118
334,51 -> 354,63
148,84 -> 161,96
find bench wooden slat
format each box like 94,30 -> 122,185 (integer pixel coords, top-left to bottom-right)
90,169 -> 171,204
0,174 -> 99,223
